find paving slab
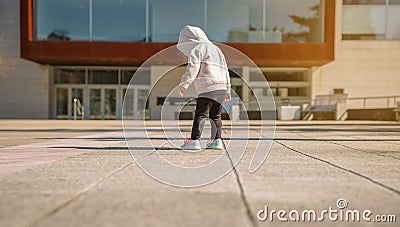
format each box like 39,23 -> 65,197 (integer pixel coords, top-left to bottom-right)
0,120 -> 399,227
0,120 -> 123,148
34,158 -> 250,227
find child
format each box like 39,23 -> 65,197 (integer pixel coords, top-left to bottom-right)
177,25 -> 231,150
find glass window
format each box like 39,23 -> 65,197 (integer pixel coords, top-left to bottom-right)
35,0 -> 327,43
89,89 -> 101,119
388,5 -> 400,39
88,69 -> 118,84
270,87 -> 307,97
342,0 -> 400,40
122,69 -> 150,85
266,0 -> 325,43
92,0 -> 146,41
54,69 -> 86,84
122,70 -> 134,85
36,0 -> 89,40
104,89 -> 116,119
207,0 -> 324,43
263,71 -> 306,81
207,0 -> 263,43
149,0 -> 204,42
342,4 -> 386,40
343,0 -> 385,5
56,88 -> 68,119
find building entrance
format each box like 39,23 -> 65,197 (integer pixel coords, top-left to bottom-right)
53,67 -> 150,120
55,86 -> 119,120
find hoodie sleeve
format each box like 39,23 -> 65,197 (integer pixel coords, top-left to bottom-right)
179,49 -> 202,90
225,67 -> 231,94
223,56 -> 231,94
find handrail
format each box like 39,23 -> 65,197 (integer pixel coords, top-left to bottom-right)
73,98 -> 84,120
347,95 -> 400,109
242,95 -> 400,109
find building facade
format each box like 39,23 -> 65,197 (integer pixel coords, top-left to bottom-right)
0,0 -> 398,119
317,0 -> 400,110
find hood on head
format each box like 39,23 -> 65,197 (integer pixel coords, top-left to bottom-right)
177,25 -> 209,56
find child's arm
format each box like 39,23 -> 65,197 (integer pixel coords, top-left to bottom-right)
224,64 -> 231,102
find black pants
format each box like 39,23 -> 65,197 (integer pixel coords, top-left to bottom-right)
191,90 -> 226,140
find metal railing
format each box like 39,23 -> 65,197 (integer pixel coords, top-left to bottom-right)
347,95 -> 400,109
244,95 -> 400,110
73,98 -> 84,120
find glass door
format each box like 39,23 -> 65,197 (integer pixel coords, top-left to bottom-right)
55,86 -> 119,120
55,87 -> 84,119
123,88 -> 134,120
72,88 -> 84,120
137,88 -> 149,120
104,89 -> 116,120
56,88 -> 68,119
90,89 -> 102,119
123,86 -> 149,120
89,88 -> 117,120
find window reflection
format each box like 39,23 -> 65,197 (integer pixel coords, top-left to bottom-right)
208,0 -> 324,43
54,69 -> 85,84
35,0 -> 326,43
342,0 -> 400,40
122,70 -> 150,85
266,0 -> 324,43
92,0 -> 145,41
88,69 -> 118,84
36,0 -> 89,40
390,0 -> 400,5
343,0 -> 385,5
149,0 -> 204,42
207,0 -> 263,43
387,5 -> 400,39
56,88 -> 68,119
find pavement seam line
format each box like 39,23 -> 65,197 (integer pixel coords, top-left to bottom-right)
341,134 -> 400,161
350,134 -> 400,147
328,140 -> 400,161
225,150 -> 258,227
27,161 -> 134,227
292,132 -> 400,162
274,140 -> 400,196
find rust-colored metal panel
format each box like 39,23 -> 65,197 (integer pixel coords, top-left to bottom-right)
20,0 -> 335,67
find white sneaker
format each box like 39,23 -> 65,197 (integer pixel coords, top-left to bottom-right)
179,138 -> 201,150
206,139 -> 224,150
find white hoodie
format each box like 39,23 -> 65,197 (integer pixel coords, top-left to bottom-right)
177,25 -> 231,94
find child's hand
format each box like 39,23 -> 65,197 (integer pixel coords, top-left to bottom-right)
178,87 -> 186,98
225,93 -> 231,102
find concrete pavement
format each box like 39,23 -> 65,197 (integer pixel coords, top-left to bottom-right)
0,120 -> 399,227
